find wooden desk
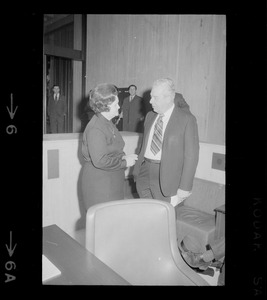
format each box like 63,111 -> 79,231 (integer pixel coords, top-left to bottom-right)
43,224 -> 130,285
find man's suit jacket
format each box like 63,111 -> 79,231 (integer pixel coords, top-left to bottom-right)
122,95 -> 145,132
48,93 -> 67,118
133,103 -> 199,197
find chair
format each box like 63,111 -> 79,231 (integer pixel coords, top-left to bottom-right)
175,178 -> 225,253
85,199 -> 209,285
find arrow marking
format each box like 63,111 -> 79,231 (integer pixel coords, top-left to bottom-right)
5,231 -> 17,257
6,93 -> 18,119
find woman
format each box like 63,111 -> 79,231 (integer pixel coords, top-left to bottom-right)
81,83 -> 138,210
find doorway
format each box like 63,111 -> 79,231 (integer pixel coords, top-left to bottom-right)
45,55 -> 73,133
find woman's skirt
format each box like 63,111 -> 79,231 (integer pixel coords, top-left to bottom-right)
81,162 -> 125,210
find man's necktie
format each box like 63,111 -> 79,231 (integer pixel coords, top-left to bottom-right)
150,114 -> 164,155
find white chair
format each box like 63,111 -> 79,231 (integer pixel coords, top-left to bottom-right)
85,199 -> 209,285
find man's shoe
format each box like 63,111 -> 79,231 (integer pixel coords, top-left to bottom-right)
181,250 -> 212,270
210,259 -> 223,270
196,267 -> 215,277
178,240 -> 212,270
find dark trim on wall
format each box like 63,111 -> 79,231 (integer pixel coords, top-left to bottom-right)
44,44 -> 84,61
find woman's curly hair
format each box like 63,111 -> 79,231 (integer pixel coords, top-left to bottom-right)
89,83 -> 118,113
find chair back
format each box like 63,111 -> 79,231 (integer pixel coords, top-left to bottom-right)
184,178 -> 225,215
86,199 -> 208,285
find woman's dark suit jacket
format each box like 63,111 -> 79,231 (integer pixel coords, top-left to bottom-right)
81,113 -> 127,210
133,102 -> 199,197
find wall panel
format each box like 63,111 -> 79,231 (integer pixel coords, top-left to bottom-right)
86,14 -> 225,145
177,15 -> 213,140
86,15 -> 181,96
206,16 -> 226,144
72,15 -> 83,133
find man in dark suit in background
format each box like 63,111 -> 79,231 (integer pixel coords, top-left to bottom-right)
174,92 -> 191,113
133,78 -> 199,207
120,84 -> 145,133
47,85 -> 67,133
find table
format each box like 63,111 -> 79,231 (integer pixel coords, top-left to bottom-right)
43,224 -> 130,285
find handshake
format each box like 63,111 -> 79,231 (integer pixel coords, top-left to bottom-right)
122,153 -> 138,167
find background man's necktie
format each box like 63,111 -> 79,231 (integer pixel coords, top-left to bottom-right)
150,114 -> 164,155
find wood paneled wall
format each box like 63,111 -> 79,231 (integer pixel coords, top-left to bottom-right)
86,15 -> 225,145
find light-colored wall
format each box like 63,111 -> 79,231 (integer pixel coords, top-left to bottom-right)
43,134 -> 83,238
86,14 -> 226,145
43,133 -> 225,240
43,132 -> 141,239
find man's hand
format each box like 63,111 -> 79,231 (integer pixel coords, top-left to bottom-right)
170,195 -> 184,207
170,189 -> 192,207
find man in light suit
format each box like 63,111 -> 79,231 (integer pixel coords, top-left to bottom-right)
120,84 -> 145,133
47,85 -> 67,133
133,78 -> 199,207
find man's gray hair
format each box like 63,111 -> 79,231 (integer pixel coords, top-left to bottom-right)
153,78 -> 175,97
